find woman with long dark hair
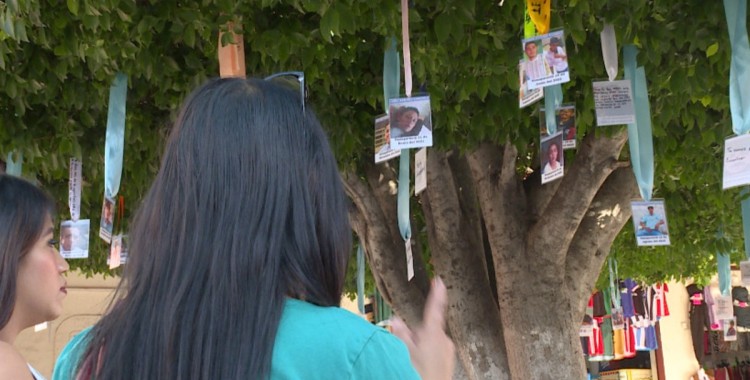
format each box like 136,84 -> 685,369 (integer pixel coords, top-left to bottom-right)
53,77 -> 453,379
0,175 -> 69,379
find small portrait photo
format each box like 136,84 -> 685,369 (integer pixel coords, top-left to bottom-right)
630,199 -> 671,246
108,234 -> 129,269
539,104 -> 576,149
60,219 -> 90,259
99,196 -> 115,243
521,29 -> 570,90
540,132 -> 564,184
611,307 -> 625,330
723,317 -> 737,341
388,95 -> 433,150
558,105 -> 577,149
519,60 -> 543,108
374,114 -> 400,164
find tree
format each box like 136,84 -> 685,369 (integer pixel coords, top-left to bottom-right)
0,0 -> 745,378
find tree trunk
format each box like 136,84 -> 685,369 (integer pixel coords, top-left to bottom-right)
343,129 -> 639,378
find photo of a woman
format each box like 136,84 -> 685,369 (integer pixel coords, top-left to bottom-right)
540,132 -> 565,184
391,106 -> 429,139
543,142 -> 561,174
388,95 -> 433,149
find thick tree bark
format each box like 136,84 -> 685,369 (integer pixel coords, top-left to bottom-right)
422,149 -> 510,380
343,129 -> 635,379
342,169 -> 429,326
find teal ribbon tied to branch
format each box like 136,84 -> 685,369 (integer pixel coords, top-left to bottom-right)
723,0 -> 750,136
722,0 -> 750,260
718,252 -> 732,296
5,151 -> 22,176
352,37 -> 404,304
623,45 -> 654,201
357,244 -> 365,314
543,85 -> 563,135
104,73 -> 128,199
384,36 -> 412,243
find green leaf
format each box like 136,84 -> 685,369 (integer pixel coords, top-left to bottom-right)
706,42 -> 719,58
7,0 -> 19,14
434,13 -> 451,44
67,0 -> 80,16
184,25 -> 196,48
2,11 -> 16,40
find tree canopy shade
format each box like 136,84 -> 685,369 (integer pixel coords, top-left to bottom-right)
1,0 -> 747,377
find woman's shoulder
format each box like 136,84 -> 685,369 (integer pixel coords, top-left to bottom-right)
0,341 -> 32,379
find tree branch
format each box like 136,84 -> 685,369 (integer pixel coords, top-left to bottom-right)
342,170 -> 428,326
564,166 -> 639,316
422,149 -> 509,379
466,142 -> 527,265
527,130 -> 629,267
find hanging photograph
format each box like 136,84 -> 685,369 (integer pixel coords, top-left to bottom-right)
99,195 -> 115,243
374,114 -> 401,164
723,317 -> 738,341
540,132 -> 564,184
518,60 -> 543,108
539,104 -> 577,149
388,95 -> 433,150
592,80 -> 636,126
630,200 -> 671,246
521,29 -> 570,90
108,234 -> 129,269
60,219 -> 90,259
611,307 -> 625,330
722,133 -> 750,189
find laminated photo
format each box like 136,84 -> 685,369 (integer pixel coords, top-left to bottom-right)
388,95 -> 433,150
374,114 -> 400,164
540,132 -> 564,184
519,60 -> 544,108
60,219 -> 90,259
521,29 -> 570,90
539,104 -> 576,149
630,200 -> 671,247
99,195 -> 115,243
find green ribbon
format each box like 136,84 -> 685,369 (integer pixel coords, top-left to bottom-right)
357,244 -> 365,314
623,45 -> 654,201
104,73 -> 128,198
723,0 -> 750,136
543,85 -> 563,135
5,151 -> 22,176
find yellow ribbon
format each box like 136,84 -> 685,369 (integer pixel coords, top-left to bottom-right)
526,0 -> 550,35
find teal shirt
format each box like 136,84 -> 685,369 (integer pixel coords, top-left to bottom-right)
53,299 -> 421,380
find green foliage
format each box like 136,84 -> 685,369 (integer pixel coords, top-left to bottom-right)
0,0 -> 742,287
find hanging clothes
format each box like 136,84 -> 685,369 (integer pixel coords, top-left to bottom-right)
621,278 -> 638,318
732,286 -> 750,328
706,286 -> 722,331
687,284 -> 709,365
650,283 -> 670,319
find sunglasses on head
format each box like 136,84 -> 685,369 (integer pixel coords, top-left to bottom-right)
264,71 -> 306,112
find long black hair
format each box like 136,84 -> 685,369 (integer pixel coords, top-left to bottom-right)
0,175 -> 56,330
79,78 -> 352,379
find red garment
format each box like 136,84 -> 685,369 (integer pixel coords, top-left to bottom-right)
589,317 -> 604,356
623,320 -> 636,358
651,283 -> 670,318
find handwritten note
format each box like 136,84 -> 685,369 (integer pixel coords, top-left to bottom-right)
593,80 -> 636,126
723,134 -> 750,189
415,148 -> 427,195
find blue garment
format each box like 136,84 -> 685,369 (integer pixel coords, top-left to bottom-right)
621,279 -> 637,318
53,299 -> 420,380
645,325 -> 658,350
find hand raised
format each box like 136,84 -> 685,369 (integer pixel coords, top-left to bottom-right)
391,277 -> 455,380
